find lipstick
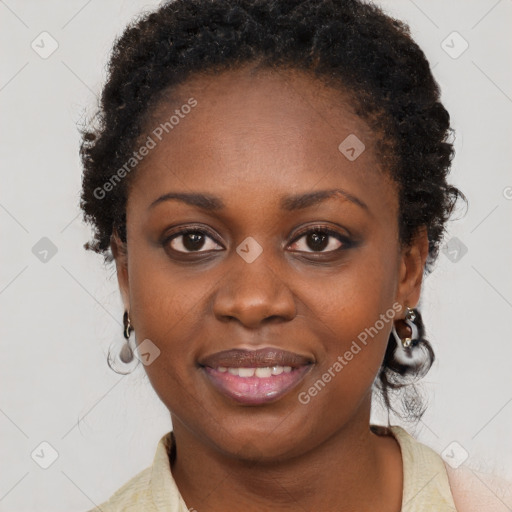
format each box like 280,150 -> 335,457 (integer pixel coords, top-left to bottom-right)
199,347 -> 313,405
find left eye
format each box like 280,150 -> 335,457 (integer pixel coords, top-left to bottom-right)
289,228 -> 347,253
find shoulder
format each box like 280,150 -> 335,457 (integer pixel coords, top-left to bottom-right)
444,463 -> 512,512
386,425 -> 512,511
85,466 -> 155,512
83,431 -> 184,512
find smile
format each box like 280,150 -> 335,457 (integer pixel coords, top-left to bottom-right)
199,347 -> 314,405
216,365 -> 292,377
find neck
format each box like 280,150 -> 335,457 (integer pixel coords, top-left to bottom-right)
170,399 -> 402,511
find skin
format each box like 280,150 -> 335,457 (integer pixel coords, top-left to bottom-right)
111,65 -> 429,511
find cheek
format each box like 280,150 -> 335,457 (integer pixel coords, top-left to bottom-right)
125,246 -> 209,380
127,233 -> 210,327
302,243 -> 400,394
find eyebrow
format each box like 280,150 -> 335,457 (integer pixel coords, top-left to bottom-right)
148,188 -> 368,212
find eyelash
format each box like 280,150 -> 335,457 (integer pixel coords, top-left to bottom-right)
161,224 -> 353,255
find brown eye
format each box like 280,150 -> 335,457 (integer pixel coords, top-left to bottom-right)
165,229 -> 223,253
289,227 -> 350,253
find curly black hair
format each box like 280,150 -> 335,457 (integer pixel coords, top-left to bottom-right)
78,0 -> 466,422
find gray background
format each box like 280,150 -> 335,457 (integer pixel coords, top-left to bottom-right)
0,0 -> 511,510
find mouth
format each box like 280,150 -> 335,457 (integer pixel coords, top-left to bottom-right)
199,347 -> 314,405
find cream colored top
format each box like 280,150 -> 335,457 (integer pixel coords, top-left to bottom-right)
86,425 -> 458,511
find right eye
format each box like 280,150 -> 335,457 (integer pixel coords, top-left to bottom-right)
163,228 -> 224,254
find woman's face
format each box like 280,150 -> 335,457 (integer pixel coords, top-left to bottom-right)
112,66 -> 427,461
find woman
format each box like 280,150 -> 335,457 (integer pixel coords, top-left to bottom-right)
79,0 -> 503,510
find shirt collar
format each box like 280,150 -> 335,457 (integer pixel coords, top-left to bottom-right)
150,431 -> 189,512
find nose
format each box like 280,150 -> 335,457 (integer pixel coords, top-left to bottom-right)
212,254 -> 296,330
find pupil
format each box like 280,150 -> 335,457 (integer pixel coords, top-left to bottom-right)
308,232 -> 328,251
183,232 -> 204,251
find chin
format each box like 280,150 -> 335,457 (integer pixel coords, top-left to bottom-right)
199,412 -> 317,463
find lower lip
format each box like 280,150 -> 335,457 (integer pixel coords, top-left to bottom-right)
203,365 -> 312,405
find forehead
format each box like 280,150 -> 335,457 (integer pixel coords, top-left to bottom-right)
129,65 -> 395,216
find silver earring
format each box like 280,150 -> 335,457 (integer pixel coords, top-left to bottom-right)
392,306 -> 419,349
389,306 -> 433,383
120,310 -> 134,363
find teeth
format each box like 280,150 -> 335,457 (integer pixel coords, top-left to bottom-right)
255,367 -> 272,378
217,365 -> 293,377
271,366 -> 283,375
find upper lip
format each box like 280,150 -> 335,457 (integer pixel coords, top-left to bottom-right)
199,347 -> 314,369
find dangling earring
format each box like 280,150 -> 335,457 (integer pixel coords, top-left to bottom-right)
120,310 -> 134,363
392,306 -> 420,349
389,305 -> 433,383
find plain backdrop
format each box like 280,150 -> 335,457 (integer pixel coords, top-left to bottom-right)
1,0 -> 511,510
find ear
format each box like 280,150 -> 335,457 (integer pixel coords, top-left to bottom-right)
395,226 -> 429,308
110,230 -> 130,311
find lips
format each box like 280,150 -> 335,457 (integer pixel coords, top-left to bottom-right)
199,347 -> 313,369
199,347 -> 314,405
